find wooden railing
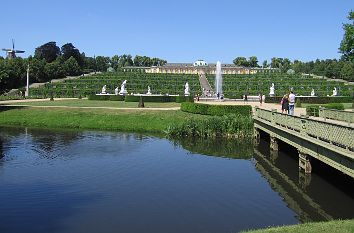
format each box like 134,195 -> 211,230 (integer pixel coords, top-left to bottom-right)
319,108 -> 354,124
254,107 -> 354,153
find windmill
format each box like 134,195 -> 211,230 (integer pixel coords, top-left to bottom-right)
2,39 -> 25,59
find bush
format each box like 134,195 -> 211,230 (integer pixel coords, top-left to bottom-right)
166,114 -> 254,138
175,96 -> 194,103
306,106 -> 319,116
324,103 -> 345,110
87,94 -> 124,101
181,102 -> 252,116
306,103 -> 345,116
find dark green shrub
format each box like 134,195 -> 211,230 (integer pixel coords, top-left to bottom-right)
166,114 -> 254,138
175,96 -> 194,103
88,95 -> 110,100
181,102 -> 252,117
306,105 -> 319,116
109,95 -> 125,101
125,95 -> 174,102
324,103 -> 345,110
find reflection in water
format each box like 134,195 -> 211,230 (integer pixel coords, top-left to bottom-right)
0,127 -> 353,233
253,139 -> 354,223
172,137 -> 254,159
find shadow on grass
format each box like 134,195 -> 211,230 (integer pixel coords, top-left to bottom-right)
0,105 -> 27,113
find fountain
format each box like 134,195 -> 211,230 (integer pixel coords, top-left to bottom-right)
215,61 -> 222,98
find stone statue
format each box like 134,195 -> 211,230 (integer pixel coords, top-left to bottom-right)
147,86 -> 151,95
101,85 -> 107,94
184,82 -> 190,96
311,89 -> 315,96
269,83 -> 275,96
119,80 -> 128,95
332,87 -> 337,96
115,87 -> 119,95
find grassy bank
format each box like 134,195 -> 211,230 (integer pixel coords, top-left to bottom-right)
0,107 -> 190,133
243,219 -> 354,233
0,99 -> 181,108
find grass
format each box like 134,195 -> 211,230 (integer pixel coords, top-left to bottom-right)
242,219 -> 354,233
0,99 -> 181,108
0,107 -> 205,133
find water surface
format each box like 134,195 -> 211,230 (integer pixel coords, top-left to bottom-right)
0,127 -> 353,233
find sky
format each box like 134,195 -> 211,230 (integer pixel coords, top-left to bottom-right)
1,0 -> 353,64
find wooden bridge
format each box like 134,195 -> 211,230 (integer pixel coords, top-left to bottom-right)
253,107 -> 354,178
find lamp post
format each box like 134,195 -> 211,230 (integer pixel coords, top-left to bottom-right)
25,64 -> 29,97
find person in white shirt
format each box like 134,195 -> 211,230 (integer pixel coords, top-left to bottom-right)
288,91 -> 296,115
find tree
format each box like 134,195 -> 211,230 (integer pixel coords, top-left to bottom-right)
233,57 -> 248,66
44,61 -> 65,81
61,43 -> 84,67
339,11 -> 354,62
34,42 -> 61,63
63,57 -> 81,76
28,57 -> 46,83
262,60 -> 269,68
340,62 -> 354,81
249,56 -> 259,67
95,56 -> 110,72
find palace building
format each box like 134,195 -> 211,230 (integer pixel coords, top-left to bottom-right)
123,60 -> 279,74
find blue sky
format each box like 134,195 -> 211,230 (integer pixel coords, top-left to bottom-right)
1,0 -> 352,63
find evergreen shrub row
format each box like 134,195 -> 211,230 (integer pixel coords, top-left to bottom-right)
181,102 -> 252,116
87,95 -> 194,103
87,95 -> 125,101
306,103 -> 346,116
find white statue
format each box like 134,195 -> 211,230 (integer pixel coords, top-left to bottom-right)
311,89 -> 315,96
119,80 -> 128,95
101,85 -> 107,94
269,83 -> 275,96
332,87 -> 337,96
147,86 -> 151,95
184,82 -> 190,96
115,87 -> 119,95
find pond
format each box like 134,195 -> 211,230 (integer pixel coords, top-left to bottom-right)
0,127 -> 353,233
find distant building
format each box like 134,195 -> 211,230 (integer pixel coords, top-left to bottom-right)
122,60 -> 280,74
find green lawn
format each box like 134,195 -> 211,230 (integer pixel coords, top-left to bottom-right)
243,219 -> 354,233
0,99 -> 181,108
0,107 -> 201,133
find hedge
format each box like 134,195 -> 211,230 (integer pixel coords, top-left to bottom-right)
181,102 -> 252,116
266,96 -> 352,104
124,95 -> 194,103
88,95 -> 125,101
306,103 -> 345,116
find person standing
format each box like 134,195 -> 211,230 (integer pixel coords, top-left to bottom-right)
288,91 -> 296,115
281,94 -> 289,114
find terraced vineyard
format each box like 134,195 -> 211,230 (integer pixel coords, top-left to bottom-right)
30,72 -> 200,98
206,73 -> 353,98
29,71 -> 353,98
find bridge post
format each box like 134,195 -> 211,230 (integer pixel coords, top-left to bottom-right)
270,135 -> 278,151
298,150 -> 312,174
254,128 -> 260,145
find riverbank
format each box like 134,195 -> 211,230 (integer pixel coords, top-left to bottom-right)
243,219 -> 354,233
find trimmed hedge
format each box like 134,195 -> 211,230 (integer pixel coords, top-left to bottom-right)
88,95 -> 125,101
266,96 -> 352,104
181,102 -> 252,116
124,95 -> 194,103
306,103 -> 346,116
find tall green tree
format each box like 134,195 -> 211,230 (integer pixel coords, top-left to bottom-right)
63,57 -> 81,76
61,43 -> 84,67
233,57 -> 248,66
339,11 -> 354,62
34,42 -> 61,63
249,56 -> 259,67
